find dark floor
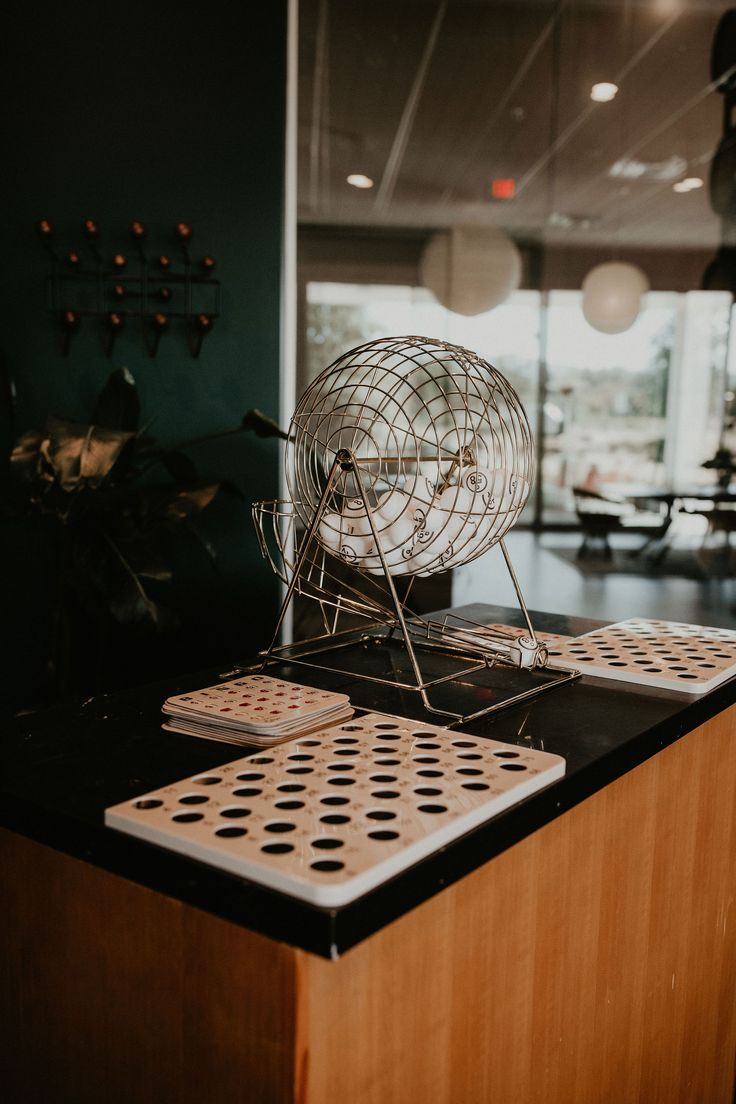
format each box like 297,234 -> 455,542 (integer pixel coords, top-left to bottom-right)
452,529 -> 736,630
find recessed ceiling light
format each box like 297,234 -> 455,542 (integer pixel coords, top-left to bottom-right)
591,82 -> 618,103
673,177 -> 704,193
346,173 -> 374,189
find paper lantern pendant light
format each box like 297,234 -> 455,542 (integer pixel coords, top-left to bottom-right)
420,226 -> 522,316
581,261 -> 650,334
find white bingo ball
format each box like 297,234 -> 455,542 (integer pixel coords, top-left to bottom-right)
318,511 -> 344,553
489,469 -> 529,513
403,472 -> 436,506
375,489 -> 412,527
460,465 -> 494,500
343,496 -> 368,518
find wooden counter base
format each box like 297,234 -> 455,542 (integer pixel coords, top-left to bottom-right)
3,706 -> 736,1104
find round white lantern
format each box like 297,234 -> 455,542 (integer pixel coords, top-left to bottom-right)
420,226 -> 522,316
581,261 -> 650,334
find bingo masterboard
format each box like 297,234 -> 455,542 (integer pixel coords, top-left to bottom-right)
106,712 -> 565,907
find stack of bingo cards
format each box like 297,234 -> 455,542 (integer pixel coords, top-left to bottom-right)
162,674 -> 353,747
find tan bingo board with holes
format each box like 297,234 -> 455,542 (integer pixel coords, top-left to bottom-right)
105,712 -> 566,906
542,618 -> 736,693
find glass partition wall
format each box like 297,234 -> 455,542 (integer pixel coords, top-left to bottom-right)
304,281 -> 732,525
298,0 -> 735,529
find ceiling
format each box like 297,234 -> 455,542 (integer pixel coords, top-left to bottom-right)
298,0 -> 734,250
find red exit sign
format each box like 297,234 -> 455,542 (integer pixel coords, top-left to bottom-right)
491,178 -> 516,199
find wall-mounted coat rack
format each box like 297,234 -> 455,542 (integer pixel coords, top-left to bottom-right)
37,219 -> 221,358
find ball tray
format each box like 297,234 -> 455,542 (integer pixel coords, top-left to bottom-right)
105,712 -> 566,907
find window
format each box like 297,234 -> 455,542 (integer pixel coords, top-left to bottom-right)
304,282 -> 732,526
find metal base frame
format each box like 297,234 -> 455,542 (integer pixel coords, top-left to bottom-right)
254,447 -> 579,726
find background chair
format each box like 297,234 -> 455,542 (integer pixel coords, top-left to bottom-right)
572,486 -> 672,560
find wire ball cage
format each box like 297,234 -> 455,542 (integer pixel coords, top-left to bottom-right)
253,335 -> 577,724
286,335 -> 534,577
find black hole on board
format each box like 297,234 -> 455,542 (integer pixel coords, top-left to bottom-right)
310,860 -> 344,872
368,830 -> 399,841
493,751 -> 520,759
232,787 -> 262,798
462,782 -> 490,791
414,756 -> 439,764
275,800 -> 305,810
172,812 -> 204,823
250,757 -> 273,765
374,732 -> 400,740
328,776 -> 356,786
414,786 -> 442,796
334,749 -> 360,757
265,821 -> 296,833
134,798 -> 162,809
411,731 -> 437,739
286,767 -> 314,775
609,662 -> 627,667
300,740 -> 321,746
677,673 -> 698,679
366,809 -> 396,821
320,813 -> 351,825
415,742 -> 441,750
236,772 -> 265,782
451,740 -> 476,748
371,789 -> 399,799
374,723 -> 399,730
277,783 -> 306,793
375,758 -> 400,766
372,747 -> 396,754
320,795 -> 350,806
417,769 -> 443,778
220,807 -> 250,819
370,774 -> 397,783
499,763 -> 528,772
194,776 -> 221,785
262,842 -> 294,855
178,794 -> 209,805
644,667 -> 663,673
417,804 -> 447,814
334,737 -> 359,745
340,725 -> 362,731
457,753 -> 482,760
456,767 -> 483,776
312,837 -> 344,850
328,763 -> 355,772
287,753 -> 314,762
215,826 -> 247,838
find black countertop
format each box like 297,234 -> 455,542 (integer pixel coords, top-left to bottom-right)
3,603 -> 735,958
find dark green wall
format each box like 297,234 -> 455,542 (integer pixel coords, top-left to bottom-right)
2,0 -> 288,701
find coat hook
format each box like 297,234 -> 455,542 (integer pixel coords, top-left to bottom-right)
104,311 -> 124,358
175,222 -> 192,264
60,309 -> 80,356
36,218 -> 58,261
190,312 -> 214,357
147,311 -> 169,357
83,218 -> 101,262
129,220 -> 147,262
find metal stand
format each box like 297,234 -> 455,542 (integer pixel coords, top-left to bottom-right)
254,448 -> 579,725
